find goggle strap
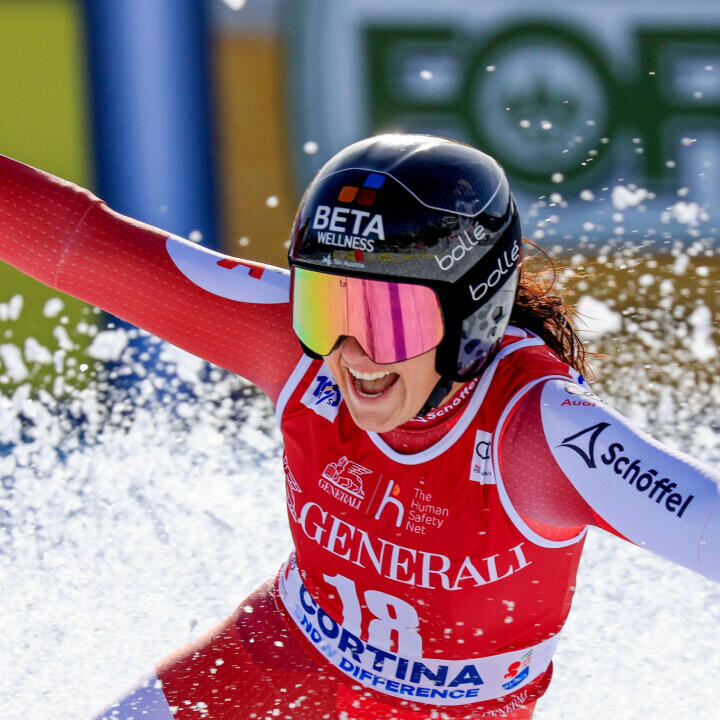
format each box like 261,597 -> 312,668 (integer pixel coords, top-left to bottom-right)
417,375 -> 456,417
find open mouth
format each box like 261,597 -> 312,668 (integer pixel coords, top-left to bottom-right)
346,366 -> 399,398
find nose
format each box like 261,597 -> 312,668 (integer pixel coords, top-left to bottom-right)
338,336 -> 373,365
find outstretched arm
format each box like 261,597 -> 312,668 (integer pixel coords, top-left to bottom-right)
0,154 -> 302,403
499,379 -> 720,581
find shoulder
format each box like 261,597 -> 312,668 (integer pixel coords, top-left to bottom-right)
485,328 -> 578,410
499,328 -> 577,375
501,376 -> 607,452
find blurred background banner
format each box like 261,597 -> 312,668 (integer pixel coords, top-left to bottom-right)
0,0 -> 718,390
1,0 -> 719,265
84,0 -> 219,248
0,0 -> 100,391
284,0 -> 720,243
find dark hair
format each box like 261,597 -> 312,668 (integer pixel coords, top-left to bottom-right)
510,239 -> 591,378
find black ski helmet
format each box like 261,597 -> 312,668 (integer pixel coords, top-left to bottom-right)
288,134 -> 522,390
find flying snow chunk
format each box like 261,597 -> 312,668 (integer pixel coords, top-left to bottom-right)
668,201 -> 708,226
159,343 -> 205,384
0,294 -> 24,321
303,141 -> 319,155
659,279 -> 674,297
575,296 -> 622,337
688,304 -> 717,362
0,344 -> 29,382
43,298 -> 64,318
551,173 -> 564,183
221,0 -> 246,8
9,295 -> 23,320
86,329 -> 130,361
188,230 -> 203,243
611,185 -> 648,210
53,326 -> 75,351
266,196 -> 279,208
580,190 -> 595,202
419,70 -> 433,80
673,254 -> 689,275
24,337 -> 52,364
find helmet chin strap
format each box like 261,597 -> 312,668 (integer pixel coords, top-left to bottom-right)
418,376 -> 456,417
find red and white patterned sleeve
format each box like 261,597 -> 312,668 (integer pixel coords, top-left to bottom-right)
0,154 -> 302,404
499,378 -> 720,581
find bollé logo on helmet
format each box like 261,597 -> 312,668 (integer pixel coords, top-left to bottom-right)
467,240 -> 520,302
311,173 -> 386,253
435,224 -> 492,271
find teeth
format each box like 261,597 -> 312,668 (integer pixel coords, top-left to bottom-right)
347,367 -> 392,381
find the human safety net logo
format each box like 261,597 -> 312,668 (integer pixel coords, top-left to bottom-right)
311,173 -> 386,253
278,555 -> 558,706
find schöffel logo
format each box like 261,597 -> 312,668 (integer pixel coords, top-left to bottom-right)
559,423 -> 695,518
559,422 -> 609,469
319,456 -> 371,509
311,173 -> 387,253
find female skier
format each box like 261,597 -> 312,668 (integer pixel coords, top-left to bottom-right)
0,134 -> 718,720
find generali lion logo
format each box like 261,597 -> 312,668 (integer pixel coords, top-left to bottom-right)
319,456 -> 371,509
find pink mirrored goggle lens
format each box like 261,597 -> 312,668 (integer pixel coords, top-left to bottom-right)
292,267 -> 444,363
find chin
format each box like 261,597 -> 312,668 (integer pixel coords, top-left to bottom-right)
346,404 -> 406,433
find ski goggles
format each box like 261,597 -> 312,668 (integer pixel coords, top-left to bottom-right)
292,267 -> 445,363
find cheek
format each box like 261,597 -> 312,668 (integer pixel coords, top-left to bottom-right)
406,376 -> 434,408
398,357 -> 439,407
324,353 -> 343,384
